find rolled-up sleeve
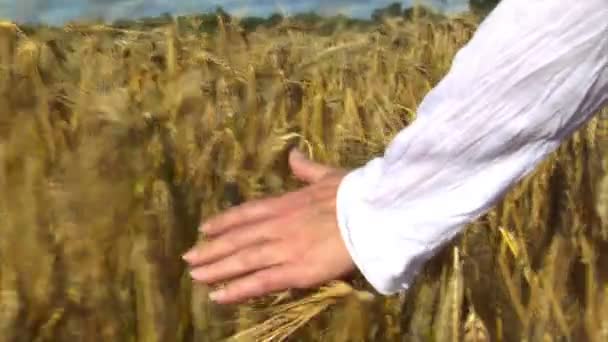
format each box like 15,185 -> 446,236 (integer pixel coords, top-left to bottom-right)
336,0 -> 608,295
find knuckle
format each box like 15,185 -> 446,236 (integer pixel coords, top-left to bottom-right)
292,276 -> 311,289
260,246 -> 280,264
242,248 -> 271,269
255,273 -> 277,292
232,257 -> 247,273
291,232 -> 310,251
291,266 -> 314,288
261,224 -> 281,240
280,248 -> 298,265
235,245 -> 282,273
231,231 -> 250,247
218,238 -> 237,256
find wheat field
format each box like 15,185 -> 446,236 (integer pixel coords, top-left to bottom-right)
0,9 -> 607,342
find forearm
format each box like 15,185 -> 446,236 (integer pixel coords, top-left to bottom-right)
337,0 -> 608,295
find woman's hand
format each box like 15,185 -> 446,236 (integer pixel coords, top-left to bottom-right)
182,150 -> 356,304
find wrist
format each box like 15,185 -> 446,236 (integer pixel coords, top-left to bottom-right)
334,160 -> 402,295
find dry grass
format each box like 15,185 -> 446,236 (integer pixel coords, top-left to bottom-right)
0,11 -> 606,342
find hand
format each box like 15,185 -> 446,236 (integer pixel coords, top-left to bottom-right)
182,149 -> 356,304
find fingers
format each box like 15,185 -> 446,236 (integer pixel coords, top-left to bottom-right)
199,186 -> 308,237
207,265 -> 299,304
198,150 -> 334,236
199,196 -> 284,236
190,242 -> 285,284
183,223 -> 275,266
289,149 -> 333,184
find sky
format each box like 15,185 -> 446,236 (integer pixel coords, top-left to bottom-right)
0,0 -> 470,25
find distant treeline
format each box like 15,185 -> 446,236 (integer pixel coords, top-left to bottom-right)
17,1 -> 500,34
108,3 -> 450,34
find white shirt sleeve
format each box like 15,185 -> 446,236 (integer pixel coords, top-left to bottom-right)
336,0 -> 608,295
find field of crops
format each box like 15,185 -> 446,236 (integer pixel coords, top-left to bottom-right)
0,8 -> 607,342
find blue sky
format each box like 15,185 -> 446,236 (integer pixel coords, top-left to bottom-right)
0,0 -> 469,25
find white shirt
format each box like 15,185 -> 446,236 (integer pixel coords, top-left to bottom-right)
336,0 -> 608,295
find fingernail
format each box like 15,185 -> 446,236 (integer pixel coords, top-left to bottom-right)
199,223 -> 210,232
209,289 -> 225,302
190,269 -> 205,281
182,250 -> 196,262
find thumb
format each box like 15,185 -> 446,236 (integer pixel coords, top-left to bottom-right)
288,149 -> 333,184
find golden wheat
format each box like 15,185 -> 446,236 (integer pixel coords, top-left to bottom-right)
0,10 -> 606,342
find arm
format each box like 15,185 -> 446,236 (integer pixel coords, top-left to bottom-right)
183,0 -> 607,305
336,0 -> 608,294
